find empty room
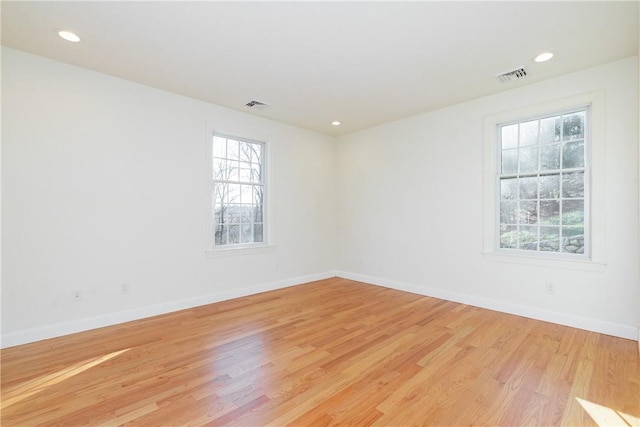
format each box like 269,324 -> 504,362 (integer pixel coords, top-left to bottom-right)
1,1 -> 639,426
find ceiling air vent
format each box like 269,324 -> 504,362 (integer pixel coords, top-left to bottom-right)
245,99 -> 270,110
494,67 -> 527,83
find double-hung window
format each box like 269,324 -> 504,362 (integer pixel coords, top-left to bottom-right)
497,109 -> 588,256
211,134 -> 266,248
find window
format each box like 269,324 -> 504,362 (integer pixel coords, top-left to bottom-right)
211,134 -> 266,248
497,109 -> 588,256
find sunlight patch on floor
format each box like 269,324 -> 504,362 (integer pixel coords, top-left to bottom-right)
576,397 -> 639,427
2,348 -> 130,410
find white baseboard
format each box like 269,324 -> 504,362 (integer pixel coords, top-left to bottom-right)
1,271 -> 336,349
336,270 -> 639,341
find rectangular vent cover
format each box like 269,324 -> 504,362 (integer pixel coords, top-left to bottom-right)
494,67 -> 527,83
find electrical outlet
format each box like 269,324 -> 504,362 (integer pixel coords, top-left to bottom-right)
72,290 -> 83,301
545,283 -> 556,295
121,283 -> 130,295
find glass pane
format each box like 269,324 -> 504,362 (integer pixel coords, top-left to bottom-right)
501,125 -> 518,150
239,162 -> 252,182
228,224 -> 240,244
499,225 -> 517,248
227,183 -> 240,204
239,142 -> 252,162
253,186 -> 264,206
519,120 -> 538,147
519,201 -> 538,224
519,176 -> 538,200
539,200 -> 560,225
519,147 -> 538,173
240,184 -> 253,204
254,224 -> 264,243
540,144 -> 560,170
226,161 -> 239,182
540,226 -> 560,252
501,149 -> 518,174
500,201 -> 517,224
227,206 -> 242,224
500,178 -> 517,200
213,158 -> 226,179
252,204 -> 264,223
213,184 -> 225,206
562,200 -> 584,226
562,112 -> 584,141
562,140 -> 584,169
227,139 -> 239,160
562,228 -> 584,254
240,224 -> 253,243
518,226 -> 538,251
539,174 -> 559,199
539,117 -> 561,143
562,171 -> 584,198
251,162 -> 262,183
213,136 -> 226,158
252,143 -> 263,164
214,225 -> 227,245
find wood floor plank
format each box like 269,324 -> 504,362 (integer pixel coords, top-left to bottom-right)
1,278 -> 638,426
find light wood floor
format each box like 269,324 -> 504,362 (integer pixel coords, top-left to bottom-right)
1,278 -> 638,426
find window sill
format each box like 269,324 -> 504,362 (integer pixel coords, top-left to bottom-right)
483,251 -> 607,272
205,244 -> 276,258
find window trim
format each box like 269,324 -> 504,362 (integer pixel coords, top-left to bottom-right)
205,127 -> 274,256
482,91 -> 607,269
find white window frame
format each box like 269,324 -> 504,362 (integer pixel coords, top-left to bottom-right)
482,92 -> 607,270
205,128 -> 274,256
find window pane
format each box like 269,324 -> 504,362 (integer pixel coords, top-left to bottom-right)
240,224 -> 253,243
501,149 -> 518,174
251,162 -> 262,183
562,140 -> 584,169
563,112 -> 584,141
518,226 -> 538,251
540,226 -> 560,252
499,225 -> 517,248
540,144 -> 560,170
562,171 -> 584,198
254,224 -> 264,243
252,143 -> 263,164
240,184 -> 253,204
539,117 -> 561,143
539,174 -> 559,199
519,147 -> 538,173
562,200 -> 584,226
239,142 -> 252,162
519,176 -> 538,200
227,139 -> 240,160
501,125 -> 518,150
227,184 -> 240,204
500,201 -> 517,224
562,228 -> 584,254
214,225 -> 227,245
239,162 -> 252,182
228,224 -> 240,244
253,204 -> 264,223
500,178 -> 517,200
519,201 -> 538,224
519,120 -> 538,147
540,200 -> 559,225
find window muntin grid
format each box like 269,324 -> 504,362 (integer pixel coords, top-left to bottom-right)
212,134 -> 265,247
497,109 -> 588,256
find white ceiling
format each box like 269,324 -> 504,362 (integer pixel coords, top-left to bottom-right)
2,1 -> 638,136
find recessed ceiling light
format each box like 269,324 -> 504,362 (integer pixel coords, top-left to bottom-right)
331,121 -> 341,126
58,31 -> 81,43
534,52 -> 554,63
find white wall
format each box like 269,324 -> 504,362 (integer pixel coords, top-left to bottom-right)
1,47 -> 337,346
3,47 -> 639,347
336,57 -> 640,339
